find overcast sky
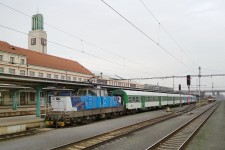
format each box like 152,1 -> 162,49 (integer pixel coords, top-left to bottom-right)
0,0 -> 225,91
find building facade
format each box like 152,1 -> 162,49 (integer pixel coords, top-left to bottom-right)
0,13 -> 140,106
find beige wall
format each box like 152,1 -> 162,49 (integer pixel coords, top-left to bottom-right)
28,30 -> 47,54
0,50 -> 92,82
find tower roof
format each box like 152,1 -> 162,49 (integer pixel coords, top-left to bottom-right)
32,13 -> 44,30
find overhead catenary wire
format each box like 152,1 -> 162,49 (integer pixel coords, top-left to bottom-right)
139,0 -> 196,66
0,24 -> 161,78
116,73 -> 225,81
0,1 -> 164,76
0,2 -> 125,60
101,0 -> 190,69
0,24 -> 120,66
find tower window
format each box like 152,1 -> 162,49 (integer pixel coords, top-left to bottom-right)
0,55 -> 3,61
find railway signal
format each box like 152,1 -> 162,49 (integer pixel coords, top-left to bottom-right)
187,75 -> 191,106
187,75 -> 191,86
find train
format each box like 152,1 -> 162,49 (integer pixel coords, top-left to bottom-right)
45,88 -> 197,127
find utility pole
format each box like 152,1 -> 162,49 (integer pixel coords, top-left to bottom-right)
198,66 -> 201,101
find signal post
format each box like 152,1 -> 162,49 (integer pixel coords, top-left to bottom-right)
187,75 -> 191,106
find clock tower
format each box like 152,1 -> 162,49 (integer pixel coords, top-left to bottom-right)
28,14 -> 47,54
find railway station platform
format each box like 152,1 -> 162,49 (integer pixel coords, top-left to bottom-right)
0,115 -> 45,136
0,105 -> 46,117
186,100 -> 225,150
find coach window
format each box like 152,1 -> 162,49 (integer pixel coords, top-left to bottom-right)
131,97 -> 135,102
150,97 -> 153,101
128,97 -> 132,102
136,97 -> 139,102
145,97 -> 148,102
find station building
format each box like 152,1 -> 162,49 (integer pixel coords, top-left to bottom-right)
0,13 -> 133,106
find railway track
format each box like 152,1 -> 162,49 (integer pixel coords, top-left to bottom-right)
50,105 -> 196,150
146,102 -> 220,150
0,128 -> 53,141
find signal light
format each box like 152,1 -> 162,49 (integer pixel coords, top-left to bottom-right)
179,84 -> 181,91
187,75 -> 191,86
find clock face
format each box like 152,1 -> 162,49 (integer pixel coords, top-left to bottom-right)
41,38 -> 47,46
31,38 -> 36,45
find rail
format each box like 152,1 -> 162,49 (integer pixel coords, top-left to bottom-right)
50,105 -> 196,150
146,102 -> 220,150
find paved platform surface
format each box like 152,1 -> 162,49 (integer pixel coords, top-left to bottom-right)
0,115 -> 44,127
0,105 -> 46,118
0,105 -> 189,150
186,100 -> 225,150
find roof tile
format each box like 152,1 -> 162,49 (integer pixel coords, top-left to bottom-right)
0,40 -> 93,75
